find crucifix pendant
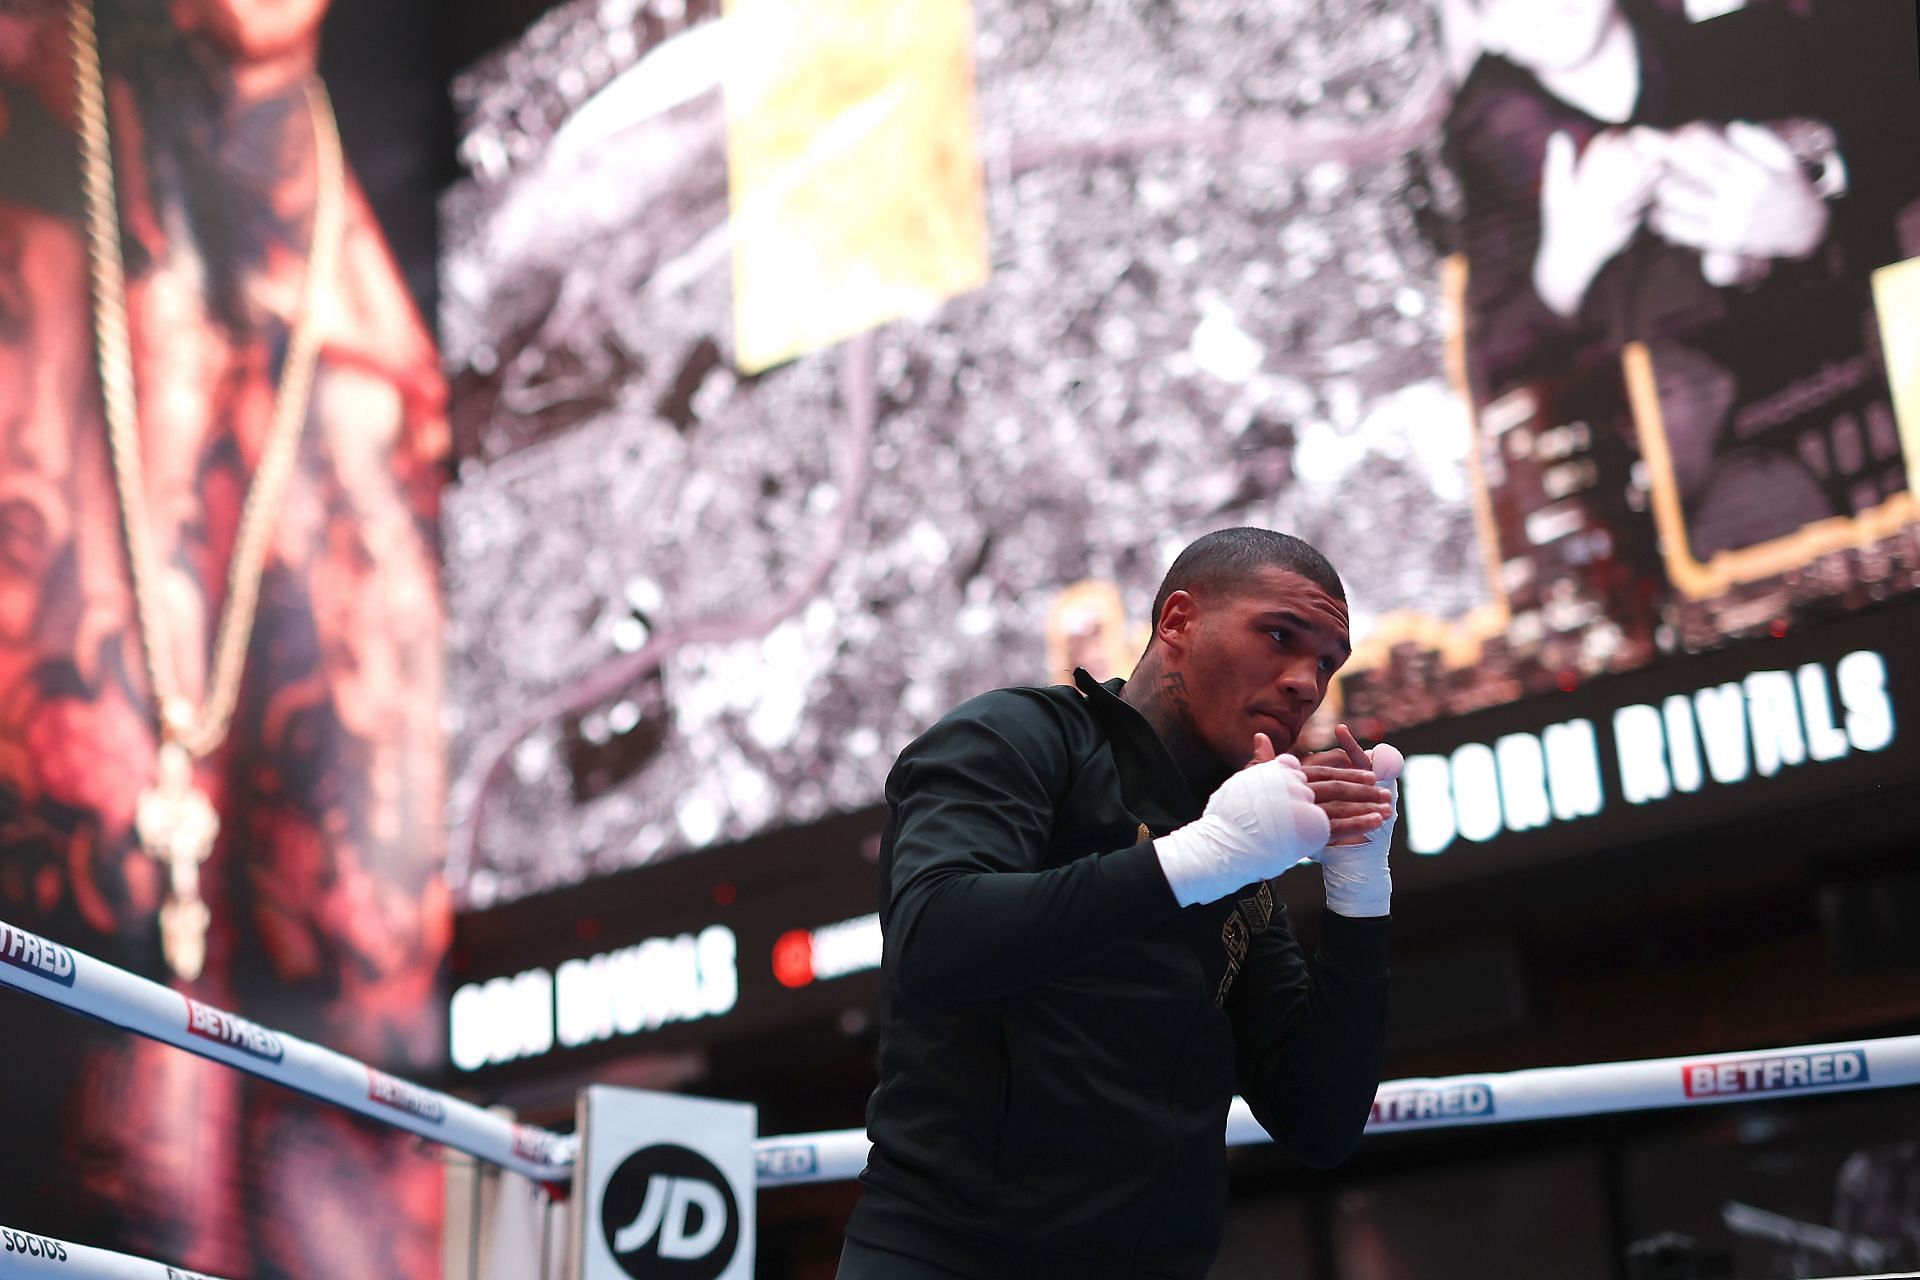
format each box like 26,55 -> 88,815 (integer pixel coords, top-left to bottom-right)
136,740 -> 220,982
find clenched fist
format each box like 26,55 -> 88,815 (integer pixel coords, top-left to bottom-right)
1155,735 -> 1331,908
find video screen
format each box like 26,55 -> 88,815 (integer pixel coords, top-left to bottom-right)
0,0 -> 446,1271
442,0 -> 1920,906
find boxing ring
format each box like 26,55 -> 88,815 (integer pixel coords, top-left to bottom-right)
2,915 -> 1917,1279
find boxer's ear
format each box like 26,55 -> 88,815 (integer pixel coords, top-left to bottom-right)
1154,589 -> 1203,657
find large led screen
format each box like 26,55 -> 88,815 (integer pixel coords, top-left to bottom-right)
443,0 -> 1920,907
0,0 -> 446,1273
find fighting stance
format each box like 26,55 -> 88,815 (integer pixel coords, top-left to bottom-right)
840,528 -> 1398,1278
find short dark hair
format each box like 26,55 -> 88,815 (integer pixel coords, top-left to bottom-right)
1149,528 -> 1345,631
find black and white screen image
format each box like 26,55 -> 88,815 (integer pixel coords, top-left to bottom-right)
440,0 -> 1920,906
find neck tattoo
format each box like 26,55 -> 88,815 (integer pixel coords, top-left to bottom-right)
1161,671 -> 1195,732
1123,660 -> 1224,793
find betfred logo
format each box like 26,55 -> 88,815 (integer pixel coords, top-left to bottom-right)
1682,1049 -> 1867,1098
754,1144 -> 818,1181
602,1145 -> 742,1279
513,1124 -> 568,1168
367,1068 -> 448,1125
0,922 -> 78,988
185,1000 -> 286,1064
1,1229 -> 69,1261
1370,1082 -> 1495,1125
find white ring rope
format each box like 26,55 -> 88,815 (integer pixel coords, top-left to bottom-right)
5,916 -> 1917,1251
0,919 -> 576,1184
0,1223 -> 226,1279
755,1034 -> 1920,1186
6,1221 -> 1917,1280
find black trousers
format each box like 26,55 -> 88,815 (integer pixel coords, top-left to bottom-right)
835,1236 -> 978,1279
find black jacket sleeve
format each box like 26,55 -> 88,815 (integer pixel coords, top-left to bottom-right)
1443,63 -> 1597,400
880,692 -> 1181,1008
1226,908 -> 1390,1168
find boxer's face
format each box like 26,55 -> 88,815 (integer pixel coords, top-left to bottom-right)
1165,566 -> 1350,767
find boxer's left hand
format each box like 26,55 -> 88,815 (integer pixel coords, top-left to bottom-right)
1298,724 -> 1392,844
1298,724 -> 1400,918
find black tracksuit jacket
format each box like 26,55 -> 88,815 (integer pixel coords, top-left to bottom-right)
843,670 -> 1392,1278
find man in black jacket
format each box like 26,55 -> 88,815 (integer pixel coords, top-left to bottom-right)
839,528 -> 1399,1279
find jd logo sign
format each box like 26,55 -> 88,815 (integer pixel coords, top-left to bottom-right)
600,1145 -> 741,1280
579,1085 -> 755,1280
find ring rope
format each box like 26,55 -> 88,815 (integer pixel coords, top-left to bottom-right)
4,916 -> 1916,1208
758,1033 -> 1920,1186
0,919 -> 576,1184
0,1223 -> 228,1279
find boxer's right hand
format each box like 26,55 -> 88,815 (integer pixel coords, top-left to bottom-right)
1154,737 -> 1330,907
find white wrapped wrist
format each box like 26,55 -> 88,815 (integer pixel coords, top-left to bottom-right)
1155,757 -> 1329,908
1309,747 -> 1400,918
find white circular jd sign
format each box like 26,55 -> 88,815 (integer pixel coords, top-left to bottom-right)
600,1144 -> 742,1280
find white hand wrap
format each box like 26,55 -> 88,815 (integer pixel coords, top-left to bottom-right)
1155,755 -> 1330,908
1308,743 -> 1401,919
